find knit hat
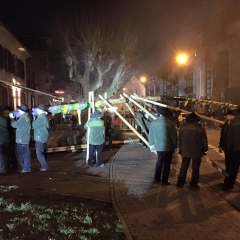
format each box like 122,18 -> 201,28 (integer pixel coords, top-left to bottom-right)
90,110 -> 103,118
186,112 -> 201,123
38,104 -> 47,111
156,106 -> 172,117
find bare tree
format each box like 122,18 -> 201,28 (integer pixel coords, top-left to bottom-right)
54,0 -> 143,100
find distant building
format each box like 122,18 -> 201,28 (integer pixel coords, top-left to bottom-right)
0,22 -> 31,108
19,36 -> 55,97
154,0 -> 240,104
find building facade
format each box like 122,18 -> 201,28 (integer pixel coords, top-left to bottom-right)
0,22 -> 31,109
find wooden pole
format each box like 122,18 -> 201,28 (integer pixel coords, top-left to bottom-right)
99,95 -> 154,152
86,91 -> 92,163
132,94 -> 225,125
120,94 -> 149,137
123,93 -> 157,120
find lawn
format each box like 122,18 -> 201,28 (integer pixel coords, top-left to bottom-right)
0,186 -> 126,240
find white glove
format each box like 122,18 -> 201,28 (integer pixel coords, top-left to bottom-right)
9,112 -> 14,119
150,145 -> 155,152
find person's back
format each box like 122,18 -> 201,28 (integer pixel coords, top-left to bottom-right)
226,114 -> 240,152
148,106 -> 177,185
177,112 -> 208,190
87,118 -> 104,145
179,122 -> 208,158
149,116 -> 177,152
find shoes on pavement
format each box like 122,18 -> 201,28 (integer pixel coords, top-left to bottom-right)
20,170 -> 31,174
190,185 -> 200,190
97,163 -> 104,167
162,181 -> 171,186
222,186 -> 232,192
39,168 -> 48,172
88,164 -> 93,167
176,183 -> 184,188
153,179 -> 161,184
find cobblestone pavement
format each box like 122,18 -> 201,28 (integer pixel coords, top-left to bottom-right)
111,144 -> 240,240
1,140 -> 240,240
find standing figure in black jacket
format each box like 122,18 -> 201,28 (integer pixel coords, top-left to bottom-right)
224,107 -> 240,192
219,109 -> 236,185
177,112 -> 208,190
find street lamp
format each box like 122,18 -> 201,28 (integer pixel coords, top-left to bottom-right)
140,76 -> 146,83
176,53 -> 188,65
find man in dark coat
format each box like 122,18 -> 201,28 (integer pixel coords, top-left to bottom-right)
224,107 -> 240,192
177,112 -> 208,190
104,111 -> 114,150
219,109 -> 236,185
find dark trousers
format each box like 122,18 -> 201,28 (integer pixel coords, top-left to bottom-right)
88,144 -> 103,167
178,157 -> 202,187
136,126 -> 143,143
0,142 -> 10,173
155,151 -> 173,183
35,141 -> 49,169
15,143 -> 31,172
142,132 -> 148,147
224,151 -> 240,189
223,152 -> 231,184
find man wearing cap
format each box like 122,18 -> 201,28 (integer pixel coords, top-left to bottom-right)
177,112 -> 208,190
219,109 -> 236,185
149,106 -> 177,185
32,104 -> 49,171
9,104 -> 31,173
224,107 -> 240,192
84,110 -> 105,167
0,106 -> 10,174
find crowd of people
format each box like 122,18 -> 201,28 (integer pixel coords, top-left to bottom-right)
0,103 -> 49,174
1,101 -> 239,192
135,104 -> 239,192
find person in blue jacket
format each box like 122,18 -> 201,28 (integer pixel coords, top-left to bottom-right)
85,110 -> 105,167
9,104 -> 31,173
32,104 -> 49,171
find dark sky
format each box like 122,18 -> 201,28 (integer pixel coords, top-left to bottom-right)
0,0 -> 230,77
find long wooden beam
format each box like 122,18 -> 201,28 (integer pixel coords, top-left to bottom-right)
99,94 -> 153,152
132,94 -> 225,125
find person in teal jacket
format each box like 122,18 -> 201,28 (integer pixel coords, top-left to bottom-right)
149,106 -> 177,185
32,104 -> 49,171
9,104 -> 31,173
85,110 -> 105,167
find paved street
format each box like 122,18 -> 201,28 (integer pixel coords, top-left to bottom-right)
1,127 -> 240,240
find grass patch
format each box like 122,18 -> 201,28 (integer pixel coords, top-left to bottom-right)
0,187 -> 126,240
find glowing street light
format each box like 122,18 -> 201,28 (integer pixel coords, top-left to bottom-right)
176,53 -> 188,65
140,76 -> 146,83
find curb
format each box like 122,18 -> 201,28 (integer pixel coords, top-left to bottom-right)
206,156 -> 240,188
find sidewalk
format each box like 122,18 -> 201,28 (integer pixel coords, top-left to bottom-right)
1,143 -> 240,240
111,144 -> 240,240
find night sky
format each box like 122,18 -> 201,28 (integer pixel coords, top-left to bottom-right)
0,0 -> 229,76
